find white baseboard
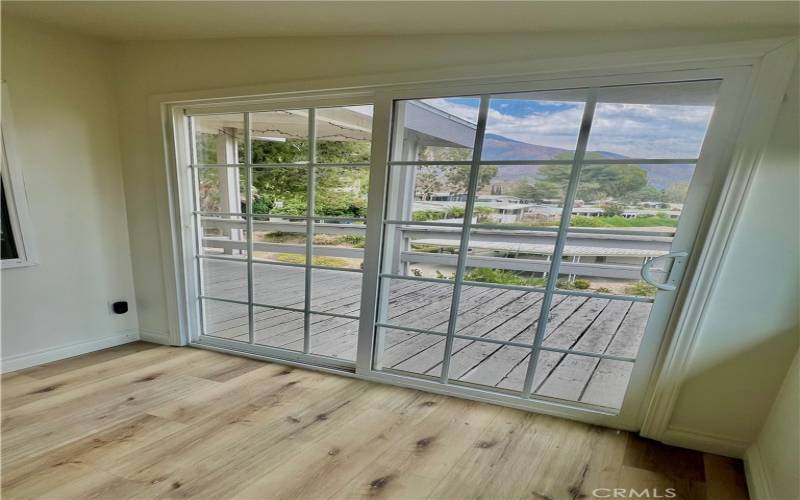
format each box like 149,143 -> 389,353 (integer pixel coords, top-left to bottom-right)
0,330 -> 140,373
139,329 -> 172,345
744,444 -> 773,500
660,426 -> 750,458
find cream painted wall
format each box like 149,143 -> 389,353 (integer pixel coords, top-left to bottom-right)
668,67 -> 800,447
0,17 -> 139,367
746,349 -> 799,500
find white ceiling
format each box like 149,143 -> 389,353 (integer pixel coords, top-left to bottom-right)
3,1 -> 798,41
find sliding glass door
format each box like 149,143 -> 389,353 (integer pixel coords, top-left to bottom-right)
188,104 -> 373,367
175,69 -> 744,425
372,80 -> 721,413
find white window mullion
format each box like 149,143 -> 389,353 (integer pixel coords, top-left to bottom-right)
439,95 -> 490,384
304,108 -> 317,354
356,96 -> 393,374
521,93 -> 597,398
244,112 -> 255,345
187,117 -> 208,337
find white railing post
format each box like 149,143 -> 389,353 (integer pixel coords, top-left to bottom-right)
216,127 -> 242,254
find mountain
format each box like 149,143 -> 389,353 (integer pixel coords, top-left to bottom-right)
482,134 -> 569,161
482,134 -> 693,189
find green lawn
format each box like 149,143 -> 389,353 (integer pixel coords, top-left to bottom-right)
546,215 -> 679,228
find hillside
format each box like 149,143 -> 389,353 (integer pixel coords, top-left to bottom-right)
482,134 -> 694,189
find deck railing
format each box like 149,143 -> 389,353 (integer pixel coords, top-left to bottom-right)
200,217 -> 673,280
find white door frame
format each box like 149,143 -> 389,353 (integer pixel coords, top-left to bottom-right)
156,37 -> 797,435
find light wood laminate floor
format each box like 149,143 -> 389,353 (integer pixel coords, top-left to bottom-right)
1,342 -> 748,499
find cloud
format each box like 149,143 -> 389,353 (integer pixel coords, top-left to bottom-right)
422,97 -> 714,158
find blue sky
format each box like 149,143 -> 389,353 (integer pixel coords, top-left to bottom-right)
447,97 -> 575,117
426,96 -> 715,159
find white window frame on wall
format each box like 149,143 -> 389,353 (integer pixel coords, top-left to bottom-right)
1,83 -> 37,270
159,38 -> 797,436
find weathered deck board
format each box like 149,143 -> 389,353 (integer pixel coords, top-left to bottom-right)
537,300 -> 632,403
392,288 -> 531,375
448,294 -> 562,385
199,259 -> 650,409
580,301 -> 651,407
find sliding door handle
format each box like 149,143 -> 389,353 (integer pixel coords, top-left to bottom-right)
641,251 -> 689,292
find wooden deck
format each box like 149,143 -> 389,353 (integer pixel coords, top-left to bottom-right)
202,259 -> 650,409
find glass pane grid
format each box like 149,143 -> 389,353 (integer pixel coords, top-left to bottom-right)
385,219 -> 616,236
580,158 -> 699,164
459,278 -> 547,294
189,163 -> 245,168
191,113 -> 244,165
537,345 -> 636,363
188,80 -> 721,412
197,213 -> 366,221
314,163 -> 371,168
376,81 -> 718,409
190,104 -> 373,365
200,297 -> 249,341
250,301 -> 305,314
310,310 -> 360,320
190,162 -> 372,168
387,160 -> 584,167
250,257 -> 305,269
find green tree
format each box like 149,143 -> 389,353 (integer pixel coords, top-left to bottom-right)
538,153 -> 648,202
600,201 -> 625,217
419,146 -> 471,162
509,180 -> 562,202
586,164 -> 647,199
413,146 -> 496,194
620,185 -> 664,204
574,181 -> 606,203
663,182 -> 689,203
247,139 -> 370,217
415,168 -> 443,200
444,165 -> 498,193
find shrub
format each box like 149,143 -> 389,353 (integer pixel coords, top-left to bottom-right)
463,268 -> 546,287
600,202 -> 625,217
252,196 -> 272,214
573,278 -> 591,289
412,210 -> 447,222
273,253 -> 305,264
556,278 -> 575,289
311,234 -> 365,248
624,281 -> 658,297
567,216 -> 608,228
273,253 -> 350,268
260,231 -> 305,244
411,268 -> 422,277
411,243 -> 458,254
412,207 -> 466,222
334,234 -> 366,248
313,234 -> 339,245
556,278 -> 592,290
435,270 -> 456,280
595,287 -> 612,293
312,256 -> 351,267
542,215 -> 679,229
473,206 -> 495,222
